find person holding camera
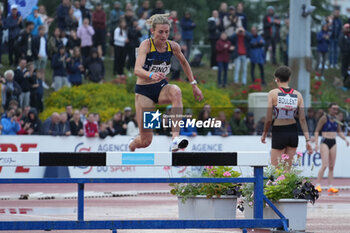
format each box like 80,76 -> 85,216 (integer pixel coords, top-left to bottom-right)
51,45 -> 70,91
1,107 -> 20,135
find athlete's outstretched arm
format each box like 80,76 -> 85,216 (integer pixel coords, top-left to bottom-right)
297,94 -> 313,154
261,91 -> 273,144
337,124 -> 350,147
171,41 -> 203,102
134,40 -> 165,81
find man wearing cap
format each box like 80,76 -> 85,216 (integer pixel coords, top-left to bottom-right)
5,4 -> 22,66
339,23 -> 350,82
123,107 -> 132,124
229,108 -> 248,135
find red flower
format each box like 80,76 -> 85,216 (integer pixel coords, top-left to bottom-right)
255,78 -> 262,83
345,98 -> 350,103
242,90 -> 248,94
315,72 -> 321,77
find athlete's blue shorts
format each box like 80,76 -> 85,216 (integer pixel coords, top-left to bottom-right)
135,79 -> 168,103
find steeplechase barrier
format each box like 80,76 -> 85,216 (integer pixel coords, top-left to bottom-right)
0,151 -> 289,232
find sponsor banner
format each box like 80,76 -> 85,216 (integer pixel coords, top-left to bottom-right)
0,136 -> 349,178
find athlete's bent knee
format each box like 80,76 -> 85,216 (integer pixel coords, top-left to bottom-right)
170,86 -> 182,100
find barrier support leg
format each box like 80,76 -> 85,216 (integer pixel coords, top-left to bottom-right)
253,166 -> 264,219
112,229 -> 117,233
78,183 -> 84,221
242,228 -> 247,233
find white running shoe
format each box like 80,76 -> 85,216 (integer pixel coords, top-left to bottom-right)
128,137 -> 135,152
170,137 -> 189,152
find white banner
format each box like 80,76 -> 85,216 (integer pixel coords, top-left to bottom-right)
8,0 -> 38,18
0,136 -> 349,178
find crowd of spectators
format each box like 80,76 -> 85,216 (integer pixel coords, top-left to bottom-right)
0,1 -> 349,137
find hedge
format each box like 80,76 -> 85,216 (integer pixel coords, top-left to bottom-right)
40,81 -> 234,122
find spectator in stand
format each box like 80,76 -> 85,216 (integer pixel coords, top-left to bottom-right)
138,11 -> 150,43
170,32 -> 186,80
92,3 -> 107,57
216,32 -> 234,88
65,6 -> 79,34
197,109 -> 212,136
99,121 -> 114,139
137,0 -> 150,18
67,47 -> 84,86
80,106 -> 88,123
112,111 -> 127,135
256,116 -> 269,136
42,112 -> 60,135
329,7 -> 342,69
236,2 -> 247,30
123,106 -> 132,124
169,10 -> 180,40
223,6 -> 242,38
35,70 -> 45,113
24,108 -> 41,135
70,110 -> 84,136
94,113 -> 101,125
208,10 -> 221,69
1,108 -> 20,135
109,1 -> 124,45
339,23 -> 350,82
263,6 -> 280,65
26,6 -> 43,37
80,0 -> 91,22
219,2 -> 228,26
230,108 -> 248,135
48,27 -> 63,60
38,5 -> 54,35
51,45 -> 70,91
316,23 -> 330,80
127,19 -> 142,73
33,26 -> 48,83
213,111 -> 231,136
315,109 -> 325,123
77,18 -> 95,59
231,27 -> 250,85
0,8 -> 4,68
280,18 -> 289,66
14,59 -> 31,108
72,1 -> 83,27
67,30 -> 81,55
26,62 -> 40,111
150,0 -> 165,16
113,19 -> 128,78
56,0 -> 71,31
17,21 -> 35,62
245,112 -> 256,135
65,105 -> 73,120
5,4 -> 22,67
2,70 -> 21,110
58,112 -> 71,136
306,108 -> 317,137
21,106 -> 31,122
85,48 -> 105,83
126,114 -> 139,136
16,109 -> 31,135
249,26 -> 266,84
180,11 -> 196,60
84,113 -> 99,137
124,9 -> 137,30
337,112 -> 347,134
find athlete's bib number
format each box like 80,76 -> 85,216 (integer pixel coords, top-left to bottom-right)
276,93 -> 298,119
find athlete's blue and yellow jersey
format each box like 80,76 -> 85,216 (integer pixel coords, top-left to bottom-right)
142,38 -> 173,75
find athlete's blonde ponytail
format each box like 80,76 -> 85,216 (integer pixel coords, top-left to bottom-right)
146,13 -> 171,29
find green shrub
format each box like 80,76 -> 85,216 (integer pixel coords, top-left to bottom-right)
41,81 -> 234,122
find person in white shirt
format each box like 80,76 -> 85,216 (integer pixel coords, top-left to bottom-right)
126,114 -> 139,136
34,26 -> 47,79
73,0 -> 83,27
113,18 -> 128,77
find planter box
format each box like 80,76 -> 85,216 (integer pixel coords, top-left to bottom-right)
244,199 -> 308,231
178,195 -> 237,220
